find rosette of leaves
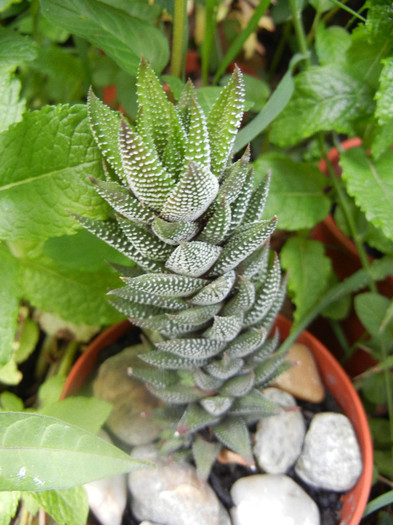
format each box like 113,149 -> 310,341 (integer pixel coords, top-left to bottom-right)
76,59 -> 288,474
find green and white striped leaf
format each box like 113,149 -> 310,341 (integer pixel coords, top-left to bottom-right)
130,315 -> 207,337
122,273 -> 207,297
167,303 -> 222,325
161,161 -> 219,222
106,297 -> 164,319
189,270 -> 236,305
193,368 -> 224,391
207,67 -> 245,177
198,200 -> 232,244
211,219 -> 277,275
217,147 -> 250,204
229,389 -> 281,417
254,354 -> 290,387
221,372 -> 255,397
87,89 -> 124,181
204,356 -> 244,380
221,277 -> 255,315
243,171 -> 271,224
148,384 -> 204,404
117,217 -> 173,261
178,405 -> 220,435
165,241 -> 222,277
213,417 -> 253,465
239,242 -> 270,280
130,368 -> 178,389
120,120 -> 175,211
176,80 -> 196,132
257,277 -> 287,333
226,327 -> 267,359
90,178 -> 155,223
152,217 -> 199,245
228,168 -> 254,233
139,351 -> 207,370
200,396 -> 233,416
192,437 -> 221,481
109,286 -> 187,310
184,96 -> 210,168
156,338 -> 226,359
245,331 -> 280,366
204,314 -> 244,341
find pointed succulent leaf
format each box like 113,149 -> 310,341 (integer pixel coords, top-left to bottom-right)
254,353 -> 289,387
210,218 -> 277,275
217,147 -> 250,204
119,119 -> 175,211
152,216 -> 199,245
229,389 -> 281,417
184,96 -> 210,168
109,262 -> 144,278
109,286 -> 187,310
107,296 -> 164,319
129,315 -> 207,337
161,161 -> 219,222
239,242 -> 270,280
193,368 -> 224,391
139,351 -> 207,370
192,436 -> 221,481
213,417 -> 253,465
165,241 -> 222,277
243,171 -> 272,224
117,217 -> 173,261
167,303 -> 222,326
221,277 -> 256,315
221,372 -> 255,397
176,80 -> 196,132
137,59 -> 186,160
89,178 -> 155,223
207,66 -> 245,177
122,273 -> 207,297
130,367 -> 178,389
204,355 -> 244,380
156,338 -> 226,359
87,88 -> 125,181
228,167 -> 254,233
189,270 -> 236,305
204,314 -> 244,341
177,405 -> 220,435
197,200 -> 232,244
245,331 -> 280,367
257,276 -> 287,333
226,327 -> 267,359
244,254 -> 282,326
200,396 -> 233,416
148,384 -> 204,404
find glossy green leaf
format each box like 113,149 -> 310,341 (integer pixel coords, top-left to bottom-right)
0,27 -> 38,71
315,24 -> 351,66
341,147 -> 393,242
0,412 -> 151,491
254,154 -> 330,230
39,0 -> 169,74
280,238 -> 332,325
0,105 -> 108,241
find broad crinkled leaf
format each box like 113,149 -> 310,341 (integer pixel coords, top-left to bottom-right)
341,147 -> 393,242
0,412 -> 151,491
161,161 -> 219,222
373,57 -> 393,158
166,241 -> 222,277
315,24 -> 351,66
40,0 -> 169,75
0,105 -> 109,241
0,70 -> 25,133
0,27 -> 38,71
0,245 -> 21,365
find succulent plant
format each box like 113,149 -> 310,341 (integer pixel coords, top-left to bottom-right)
77,59 -> 288,474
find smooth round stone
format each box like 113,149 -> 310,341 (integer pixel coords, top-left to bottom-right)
93,345 -> 162,446
295,412 -> 363,491
230,474 -> 320,525
84,474 -> 127,525
128,445 -> 231,525
254,388 -> 305,474
272,343 -> 325,403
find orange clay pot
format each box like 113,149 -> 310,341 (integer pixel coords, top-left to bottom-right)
61,314 -> 373,525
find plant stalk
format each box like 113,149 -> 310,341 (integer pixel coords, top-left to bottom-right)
288,0 -> 310,68
170,0 -> 188,79
57,340 -> 79,378
201,0 -> 219,86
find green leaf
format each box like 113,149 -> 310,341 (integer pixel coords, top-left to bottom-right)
373,57 -> 393,158
213,417 -> 253,465
0,392 -> 24,412
0,70 -> 25,132
354,292 -> 393,341
39,397 -> 113,434
270,65 -> 372,146
0,244 -> 21,364
280,237 -> 332,325
14,317 -> 39,364
0,360 -> 22,386
39,0 -> 169,75
255,154 -> 330,227
315,24 -> 351,66
0,27 -> 38,71
0,412 -> 151,491
0,105 -> 109,241
341,147 -> 393,242
166,241 -> 222,277
0,491 -> 20,525
24,487 -> 88,525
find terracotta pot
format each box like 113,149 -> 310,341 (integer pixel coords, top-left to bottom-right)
61,314 -> 373,524
311,139 -> 393,375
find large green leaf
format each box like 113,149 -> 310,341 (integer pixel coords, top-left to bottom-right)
39,0 -> 169,75
0,244 -> 20,365
254,154 -> 330,230
280,237 -> 332,325
0,27 -> 38,71
373,57 -> 393,158
0,412 -> 151,491
341,147 -> 393,242
315,24 -> 351,66
0,104 -> 108,241
270,65 -> 372,147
